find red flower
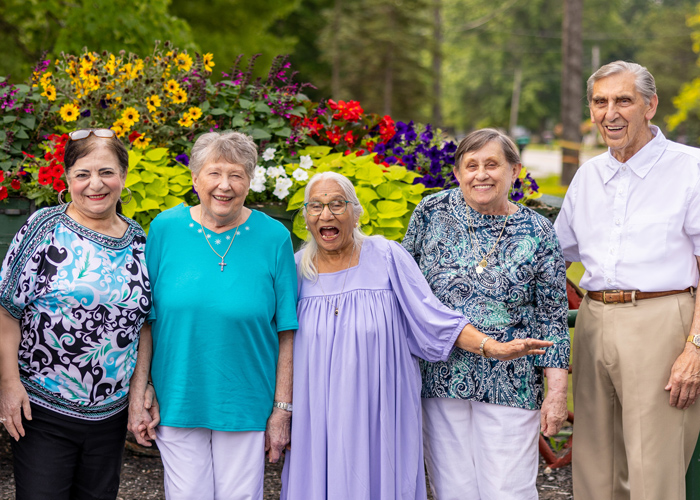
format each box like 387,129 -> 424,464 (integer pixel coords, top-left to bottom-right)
344,131 -> 355,147
366,140 -> 375,153
128,130 -> 142,143
38,166 -> 52,185
0,171 -> 4,183
22,151 -> 35,159
300,117 -> 323,136
378,115 -> 396,142
53,178 -> 66,192
331,100 -> 364,122
50,165 -> 64,178
0,186 -> 7,201
325,126 -> 343,145
10,179 -> 20,190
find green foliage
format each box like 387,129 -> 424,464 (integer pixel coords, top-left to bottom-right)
0,0 -> 196,84
286,146 -> 430,241
123,148 -> 195,232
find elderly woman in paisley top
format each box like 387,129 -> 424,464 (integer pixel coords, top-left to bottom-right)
281,171 -> 554,500
129,131 -> 298,500
0,128 -> 151,499
403,128 -> 570,500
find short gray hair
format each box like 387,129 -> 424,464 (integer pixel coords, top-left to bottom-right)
587,61 -> 656,105
454,128 -> 520,169
189,131 -> 257,178
299,172 -> 368,280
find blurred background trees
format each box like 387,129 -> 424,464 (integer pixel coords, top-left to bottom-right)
2,0 -> 700,142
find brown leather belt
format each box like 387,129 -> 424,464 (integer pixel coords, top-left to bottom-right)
587,287 -> 694,304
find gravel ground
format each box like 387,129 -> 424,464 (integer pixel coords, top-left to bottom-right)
0,428 -> 572,499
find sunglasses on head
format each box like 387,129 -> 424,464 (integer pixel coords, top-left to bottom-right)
68,128 -> 116,141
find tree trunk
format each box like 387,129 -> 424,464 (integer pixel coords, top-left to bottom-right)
509,66 -> 523,138
560,0 -> 583,186
331,0 -> 342,100
383,4 -> 395,116
431,0 -> 443,126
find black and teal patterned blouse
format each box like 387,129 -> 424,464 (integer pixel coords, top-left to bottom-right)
402,189 -> 569,410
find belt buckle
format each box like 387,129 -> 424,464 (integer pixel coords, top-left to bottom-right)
602,290 -> 622,304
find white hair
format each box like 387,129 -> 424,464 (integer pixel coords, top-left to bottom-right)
298,172 -> 368,280
587,60 -> 656,105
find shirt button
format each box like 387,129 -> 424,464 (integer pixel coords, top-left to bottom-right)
615,219 -> 621,225
622,166 -> 627,171
609,248 -> 614,254
618,189 -> 624,195
607,278 -> 612,284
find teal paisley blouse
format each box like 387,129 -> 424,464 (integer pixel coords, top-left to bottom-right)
402,189 -> 569,410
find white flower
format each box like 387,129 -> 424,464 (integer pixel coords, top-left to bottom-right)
250,176 -> 266,193
254,165 -> 267,178
299,155 -> 313,169
262,148 -> 276,161
273,176 -> 293,199
266,166 -> 284,178
292,168 -> 309,182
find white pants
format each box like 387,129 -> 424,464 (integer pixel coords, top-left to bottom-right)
422,398 -> 540,500
156,426 -> 265,500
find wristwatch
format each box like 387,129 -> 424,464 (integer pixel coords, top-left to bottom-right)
687,334 -> 700,349
273,401 -> 293,412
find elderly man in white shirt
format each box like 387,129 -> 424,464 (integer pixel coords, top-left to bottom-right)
554,60 -> 700,500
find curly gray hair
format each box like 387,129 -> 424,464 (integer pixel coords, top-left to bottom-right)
188,131 -> 258,178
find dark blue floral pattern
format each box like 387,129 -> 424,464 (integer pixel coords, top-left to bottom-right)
0,205 -> 151,420
402,189 -> 569,410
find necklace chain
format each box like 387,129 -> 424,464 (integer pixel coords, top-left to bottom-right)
317,245 -> 356,316
466,205 -> 510,274
198,213 -> 240,272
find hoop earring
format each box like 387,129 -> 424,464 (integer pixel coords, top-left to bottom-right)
58,189 -> 68,205
121,187 -> 133,205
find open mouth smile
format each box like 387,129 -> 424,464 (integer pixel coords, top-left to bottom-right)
319,226 -> 340,240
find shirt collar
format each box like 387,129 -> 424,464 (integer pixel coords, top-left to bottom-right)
602,125 -> 667,184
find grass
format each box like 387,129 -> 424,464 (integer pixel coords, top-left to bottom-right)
530,173 -> 569,198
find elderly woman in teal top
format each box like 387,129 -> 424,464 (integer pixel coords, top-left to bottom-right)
128,131 -> 298,500
403,128 -> 570,500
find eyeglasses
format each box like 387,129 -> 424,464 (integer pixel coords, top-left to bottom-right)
68,129 -> 116,141
304,200 -> 351,216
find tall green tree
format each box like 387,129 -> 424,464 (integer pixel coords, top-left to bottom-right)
0,0 -> 196,83
169,0 -> 300,80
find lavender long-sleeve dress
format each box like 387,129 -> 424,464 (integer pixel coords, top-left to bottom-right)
280,236 -> 469,500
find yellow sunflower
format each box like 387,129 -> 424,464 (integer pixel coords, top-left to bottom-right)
178,114 -> 194,127
59,103 -> 80,122
41,85 -> 57,101
146,95 -> 162,113
203,53 -> 215,73
66,61 -> 77,78
40,72 -> 53,89
104,54 -> 118,76
122,107 -> 140,127
175,53 -> 193,72
164,79 -> 180,94
187,106 -> 202,121
85,75 -> 100,92
133,135 -> 152,149
170,88 -> 187,104
112,119 -> 129,138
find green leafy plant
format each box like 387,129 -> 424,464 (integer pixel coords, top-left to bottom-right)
286,146 -> 432,242
123,148 -> 195,231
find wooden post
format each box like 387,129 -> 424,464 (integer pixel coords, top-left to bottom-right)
561,0 -> 583,186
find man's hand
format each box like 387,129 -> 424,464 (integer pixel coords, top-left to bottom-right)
665,343 -> 700,409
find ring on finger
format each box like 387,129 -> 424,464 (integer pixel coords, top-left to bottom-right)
0,417 -> 6,423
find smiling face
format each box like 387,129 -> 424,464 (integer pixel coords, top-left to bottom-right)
192,159 -> 250,227
589,71 -> 658,163
67,142 -> 126,222
453,140 -> 521,215
306,178 -> 358,256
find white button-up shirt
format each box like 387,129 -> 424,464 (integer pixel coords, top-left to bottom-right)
554,126 -> 700,291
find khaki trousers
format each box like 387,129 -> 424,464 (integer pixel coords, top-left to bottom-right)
572,293 -> 700,500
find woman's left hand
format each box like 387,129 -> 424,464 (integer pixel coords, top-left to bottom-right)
265,407 -> 291,463
540,367 -> 569,437
485,338 -> 553,361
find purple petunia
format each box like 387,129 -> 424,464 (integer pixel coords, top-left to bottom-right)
175,153 -> 190,166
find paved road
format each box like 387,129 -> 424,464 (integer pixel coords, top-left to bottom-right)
521,148 -> 605,178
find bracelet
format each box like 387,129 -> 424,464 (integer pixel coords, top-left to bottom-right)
479,336 -> 492,358
273,401 -> 293,412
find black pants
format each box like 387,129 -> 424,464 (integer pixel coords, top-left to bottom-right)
11,404 -> 128,500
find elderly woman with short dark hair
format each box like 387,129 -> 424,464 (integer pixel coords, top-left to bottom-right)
128,131 -> 298,499
403,128 -> 570,499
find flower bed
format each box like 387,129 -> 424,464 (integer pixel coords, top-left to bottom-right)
0,43 -> 540,237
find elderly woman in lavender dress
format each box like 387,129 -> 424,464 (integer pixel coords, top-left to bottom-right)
280,171 -> 554,500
